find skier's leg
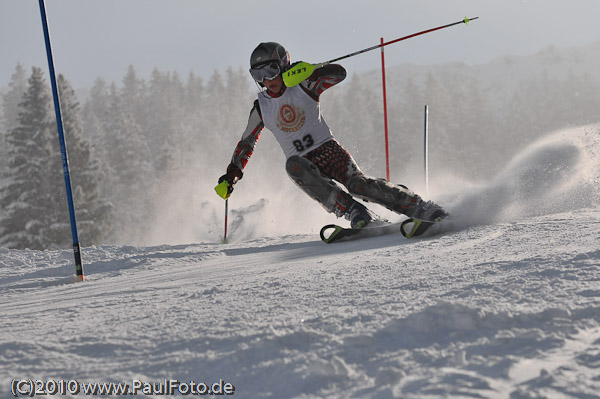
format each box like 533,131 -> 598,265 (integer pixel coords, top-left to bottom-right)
347,175 -> 418,215
286,155 -> 374,228
300,139 -> 445,221
346,175 -> 446,221
285,155 -> 353,217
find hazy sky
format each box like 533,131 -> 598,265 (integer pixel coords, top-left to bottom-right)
2,0 -> 600,88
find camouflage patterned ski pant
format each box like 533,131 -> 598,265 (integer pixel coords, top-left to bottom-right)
285,140 -> 424,218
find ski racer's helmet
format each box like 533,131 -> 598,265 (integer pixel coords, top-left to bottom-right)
249,42 -> 290,84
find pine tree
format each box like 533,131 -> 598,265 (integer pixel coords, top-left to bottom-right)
121,65 -> 147,127
181,71 -> 207,168
101,83 -> 153,243
185,71 -> 204,113
0,67 -> 54,249
146,69 -> 186,172
56,74 -> 111,245
2,63 -> 28,133
225,67 -> 254,119
81,78 -> 113,195
82,77 -> 110,145
204,70 -> 229,132
1,64 -> 28,175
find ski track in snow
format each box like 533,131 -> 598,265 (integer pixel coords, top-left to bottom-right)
1,126 -> 599,399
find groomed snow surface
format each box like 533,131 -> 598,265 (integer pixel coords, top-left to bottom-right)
1,126 -> 599,398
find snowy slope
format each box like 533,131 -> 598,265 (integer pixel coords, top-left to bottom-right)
1,125 -> 599,399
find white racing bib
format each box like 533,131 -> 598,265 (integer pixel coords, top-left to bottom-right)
257,85 -> 333,159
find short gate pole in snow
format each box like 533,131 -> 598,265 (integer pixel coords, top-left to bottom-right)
38,0 -> 84,281
424,105 -> 430,195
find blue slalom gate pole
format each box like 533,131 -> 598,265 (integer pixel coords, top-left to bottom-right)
38,0 -> 84,281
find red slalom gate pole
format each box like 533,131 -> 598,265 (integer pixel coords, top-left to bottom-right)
380,37 -> 390,182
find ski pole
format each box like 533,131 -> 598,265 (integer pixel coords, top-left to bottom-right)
284,16 -> 479,87
222,198 -> 229,243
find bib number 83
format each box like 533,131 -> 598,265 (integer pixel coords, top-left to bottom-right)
293,134 -> 314,152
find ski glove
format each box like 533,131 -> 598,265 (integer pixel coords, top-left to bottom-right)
283,61 -> 318,87
215,164 -> 243,199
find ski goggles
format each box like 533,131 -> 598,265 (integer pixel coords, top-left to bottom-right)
249,62 -> 281,83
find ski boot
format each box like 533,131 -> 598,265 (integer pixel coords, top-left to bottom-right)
413,200 -> 448,222
345,200 -> 374,229
400,201 -> 448,238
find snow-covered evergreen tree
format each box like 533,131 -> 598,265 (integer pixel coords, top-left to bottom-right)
146,69 -> 186,172
1,64 -> 28,176
0,67 -> 55,249
121,65 -> 147,126
102,83 -> 153,243
203,70 -> 228,151
2,63 -> 28,134
55,74 -> 111,245
185,71 -> 204,114
82,77 -> 110,145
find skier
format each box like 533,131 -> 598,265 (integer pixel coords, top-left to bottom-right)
217,42 -> 446,229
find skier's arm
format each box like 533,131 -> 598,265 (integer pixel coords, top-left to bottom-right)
221,100 -> 264,184
300,64 -> 347,100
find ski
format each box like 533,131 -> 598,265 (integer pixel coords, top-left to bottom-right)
320,222 -> 403,243
400,217 -> 442,239
320,217 -> 444,243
